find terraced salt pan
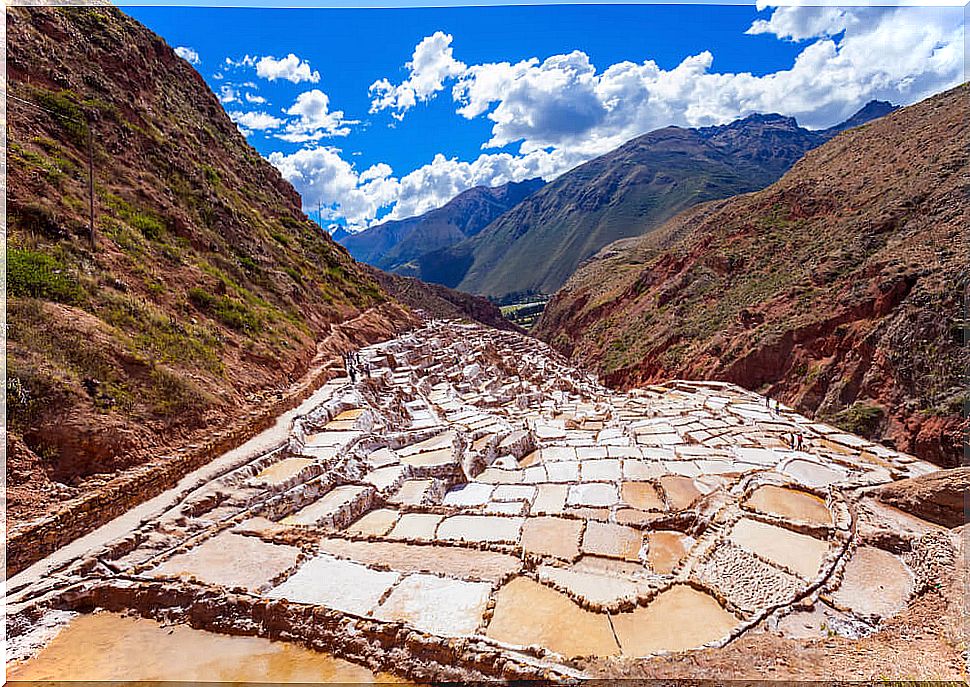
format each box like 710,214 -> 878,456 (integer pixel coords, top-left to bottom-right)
344,508 -> 399,536
282,485 -> 372,526
567,483 -> 618,507
611,585 -> 739,655
388,479 -> 434,505
659,475 -> 702,509
319,538 -> 520,580
400,447 -> 455,467
7,613 -> 400,683
255,457 -> 314,484
437,514 -> 524,543
268,553 -> 399,616
332,408 -> 365,422
744,485 -> 833,525
582,521 -> 643,561
387,513 -> 443,540
581,459 -> 622,481
538,565 -> 643,607
546,461 -> 581,482
491,484 -> 536,502
442,482 -> 494,507
781,458 -> 848,488
695,543 -> 803,612
304,430 -> 361,448
621,481 -> 665,511
486,577 -> 619,657
363,465 -> 407,492
645,531 -> 692,574
830,546 -> 913,618
398,432 -> 454,457
520,516 -> 583,560
149,531 -> 300,591
374,574 -> 492,636
324,419 -> 358,430
729,518 -> 829,579
476,467 -> 523,484
533,484 -> 568,514
367,447 -> 399,468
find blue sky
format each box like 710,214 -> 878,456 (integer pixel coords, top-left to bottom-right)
124,3 -> 965,230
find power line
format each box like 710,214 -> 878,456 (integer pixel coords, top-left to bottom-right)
9,91 -> 98,250
8,93 -> 85,124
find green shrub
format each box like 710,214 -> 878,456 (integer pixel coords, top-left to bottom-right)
128,212 -> 165,241
104,193 -> 167,241
283,266 -> 303,283
7,248 -> 83,303
33,88 -> 89,146
188,287 -> 260,333
149,366 -> 212,417
831,402 -> 885,438
201,164 -> 221,186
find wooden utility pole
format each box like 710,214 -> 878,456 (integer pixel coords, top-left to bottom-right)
87,118 -> 96,250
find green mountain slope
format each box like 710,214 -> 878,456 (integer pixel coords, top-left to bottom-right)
416,105 -> 895,300
338,178 -> 544,273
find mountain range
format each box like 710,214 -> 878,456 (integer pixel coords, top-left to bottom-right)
351,102 -> 895,300
535,83 -> 967,466
338,178 -> 545,275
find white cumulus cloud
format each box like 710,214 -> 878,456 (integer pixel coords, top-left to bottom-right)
269,145 -> 575,230
276,89 -> 358,142
369,31 -> 467,119
371,5 -> 963,159
228,110 -> 284,135
218,84 -> 240,104
174,46 -> 201,64
256,54 -> 321,84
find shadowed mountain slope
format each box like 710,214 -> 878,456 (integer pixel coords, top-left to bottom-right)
416,102 -> 895,300
338,178 -> 544,274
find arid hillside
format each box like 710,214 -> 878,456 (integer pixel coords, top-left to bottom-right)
364,266 -> 523,333
5,5 -> 413,526
536,84 -> 968,466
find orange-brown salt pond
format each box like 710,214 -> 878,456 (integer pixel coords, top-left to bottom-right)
8,612 -> 405,683
744,484 -> 832,525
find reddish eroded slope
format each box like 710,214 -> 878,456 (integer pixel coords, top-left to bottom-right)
5,6 -> 414,526
536,84 -> 968,466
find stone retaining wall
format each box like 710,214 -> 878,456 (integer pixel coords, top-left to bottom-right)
59,579 -> 579,682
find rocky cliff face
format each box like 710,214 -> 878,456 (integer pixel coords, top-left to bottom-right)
5,6 -> 412,524
536,84 -> 967,466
